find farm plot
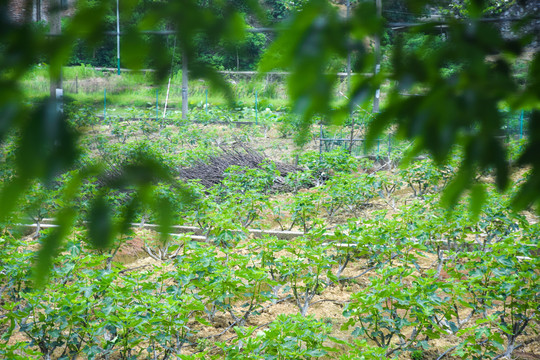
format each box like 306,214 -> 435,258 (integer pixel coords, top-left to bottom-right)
0,108 -> 539,360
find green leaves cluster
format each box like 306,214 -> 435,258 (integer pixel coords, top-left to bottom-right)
220,314 -> 335,359
261,0 -> 540,213
1,176 -> 538,359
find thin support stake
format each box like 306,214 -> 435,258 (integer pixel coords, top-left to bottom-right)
156,89 -> 159,122
205,89 -> 208,114
163,36 -> 176,121
388,133 -> 392,159
373,0 -> 381,113
319,121 -> 323,161
181,52 -> 188,120
255,90 -> 258,125
346,0 -> 354,155
116,0 -> 120,75
163,77 -> 171,118
104,88 -> 106,120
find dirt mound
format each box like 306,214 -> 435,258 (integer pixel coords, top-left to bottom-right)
178,145 -> 301,188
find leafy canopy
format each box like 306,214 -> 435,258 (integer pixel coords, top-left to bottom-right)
0,0 -> 539,284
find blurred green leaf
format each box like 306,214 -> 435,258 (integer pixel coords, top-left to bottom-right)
469,183 -> 486,222
87,195 -> 114,250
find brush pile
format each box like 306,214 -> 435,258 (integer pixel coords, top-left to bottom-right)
178,145 -> 301,189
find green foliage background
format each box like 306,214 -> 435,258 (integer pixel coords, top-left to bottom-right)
0,0 -> 539,283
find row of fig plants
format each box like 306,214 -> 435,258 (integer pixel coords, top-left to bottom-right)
4,137 -> 530,241
2,107 -> 537,359
164,185 -> 534,359
8,103 -> 465,236
335,196 -> 539,359
1,185 -> 538,359
0,228 -> 348,359
68,105 -> 280,148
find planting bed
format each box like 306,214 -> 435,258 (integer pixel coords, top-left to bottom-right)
1,109 -> 538,360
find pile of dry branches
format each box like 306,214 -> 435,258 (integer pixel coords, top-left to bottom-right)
178,145 -> 300,188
